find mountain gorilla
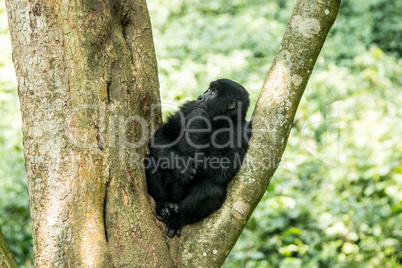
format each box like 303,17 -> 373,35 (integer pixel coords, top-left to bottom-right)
145,78 -> 252,238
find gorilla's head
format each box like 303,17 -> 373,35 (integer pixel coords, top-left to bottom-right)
194,79 -> 250,121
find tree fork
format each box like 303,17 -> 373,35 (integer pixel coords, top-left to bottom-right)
6,0 -> 340,266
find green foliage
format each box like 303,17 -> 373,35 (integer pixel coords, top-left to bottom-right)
149,0 -> 294,119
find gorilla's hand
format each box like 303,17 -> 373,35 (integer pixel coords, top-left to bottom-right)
165,213 -> 184,238
173,156 -> 196,184
156,202 -> 179,222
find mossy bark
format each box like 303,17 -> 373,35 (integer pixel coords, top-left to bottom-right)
0,229 -> 17,268
6,0 -> 340,266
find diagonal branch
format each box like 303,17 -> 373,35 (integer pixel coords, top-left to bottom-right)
175,0 -> 341,266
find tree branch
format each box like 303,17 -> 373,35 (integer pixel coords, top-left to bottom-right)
0,228 -> 17,268
175,0 -> 341,266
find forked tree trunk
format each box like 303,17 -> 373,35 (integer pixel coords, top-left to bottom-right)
5,0 -> 340,266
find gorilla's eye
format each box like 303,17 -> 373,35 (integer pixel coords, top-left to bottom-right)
228,100 -> 236,110
210,88 -> 216,95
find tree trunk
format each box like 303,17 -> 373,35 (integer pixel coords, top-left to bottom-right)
6,0 -> 163,266
5,0 -> 340,266
0,228 -> 17,268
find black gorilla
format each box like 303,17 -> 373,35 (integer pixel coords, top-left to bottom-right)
145,78 -> 252,237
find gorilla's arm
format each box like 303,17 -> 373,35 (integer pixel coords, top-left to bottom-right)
198,121 -> 251,184
151,101 -> 195,149
149,101 -> 196,184
202,148 -> 246,184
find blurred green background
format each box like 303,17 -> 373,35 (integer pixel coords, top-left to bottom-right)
1,0 -> 401,267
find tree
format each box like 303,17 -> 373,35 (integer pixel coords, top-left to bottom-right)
5,0 -> 340,266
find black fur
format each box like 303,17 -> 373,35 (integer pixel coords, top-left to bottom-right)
145,79 -> 252,237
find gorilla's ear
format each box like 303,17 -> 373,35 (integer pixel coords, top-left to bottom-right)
228,100 -> 236,110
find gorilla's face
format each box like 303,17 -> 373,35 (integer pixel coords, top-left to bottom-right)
194,79 -> 250,120
194,87 -> 218,110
